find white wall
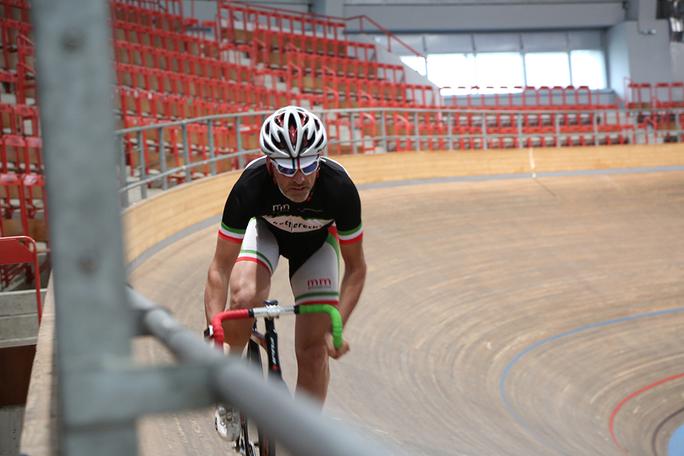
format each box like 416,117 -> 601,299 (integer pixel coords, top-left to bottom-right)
607,22 -> 631,99
607,20 -> 673,98
628,20 -> 673,83
343,2 -> 625,32
671,42 -> 684,81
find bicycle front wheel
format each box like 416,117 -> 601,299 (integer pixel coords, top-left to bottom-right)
245,339 -> 276,456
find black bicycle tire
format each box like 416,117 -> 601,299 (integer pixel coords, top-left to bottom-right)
258,373 -> 285,456
246,339 -> 275,456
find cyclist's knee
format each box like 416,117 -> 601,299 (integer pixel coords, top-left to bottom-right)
296,343 -> 328,370
229,263 -> 270,310
229,283 -> 261,310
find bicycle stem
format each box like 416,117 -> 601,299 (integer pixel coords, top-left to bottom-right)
211,304 -> 344,349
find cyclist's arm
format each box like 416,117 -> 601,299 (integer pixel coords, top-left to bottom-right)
204,237 -> 242,325
338,239 -> 367,325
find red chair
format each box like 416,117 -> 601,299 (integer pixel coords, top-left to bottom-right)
0,103 -> 19,136
14,33 -> 35,104
0,236 -> 42,322
654,82 -> 684,109
627,82 -> 653,110
0,0 -> 31,24
22,136 -> 41,172
1,135 -> 25,172
1,19 -> 31,72
0,172 -> 44,241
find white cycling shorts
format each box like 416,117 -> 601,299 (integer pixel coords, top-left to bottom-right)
236,218 -> 341,306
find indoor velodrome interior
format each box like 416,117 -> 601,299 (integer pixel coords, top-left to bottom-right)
2,0 -> 684,455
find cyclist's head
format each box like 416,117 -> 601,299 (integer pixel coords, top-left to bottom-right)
259,105 -> 327,162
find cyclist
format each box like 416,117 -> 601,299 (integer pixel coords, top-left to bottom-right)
203,105 -> 367,441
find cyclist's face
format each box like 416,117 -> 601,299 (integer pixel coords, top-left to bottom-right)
271,163 -> 318,202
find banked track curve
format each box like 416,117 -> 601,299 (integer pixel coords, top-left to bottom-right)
130,170 -> 684,456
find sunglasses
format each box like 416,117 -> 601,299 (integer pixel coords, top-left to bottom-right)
272,158 -> 320,177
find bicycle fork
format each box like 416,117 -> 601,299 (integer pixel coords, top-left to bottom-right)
264,318 -> 282,380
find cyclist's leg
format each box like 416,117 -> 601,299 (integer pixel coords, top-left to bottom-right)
291,228 -> 340,403
226,218 -> 279,356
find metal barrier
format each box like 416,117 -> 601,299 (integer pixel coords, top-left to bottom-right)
32,1 -> 394,455
115,106 -> 684,206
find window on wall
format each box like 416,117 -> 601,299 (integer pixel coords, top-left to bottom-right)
524,52 -> 571,87
570,50 -> 607,89
426,53 -> 476,95
474,53 -> 525,92
411,50 -> 607,94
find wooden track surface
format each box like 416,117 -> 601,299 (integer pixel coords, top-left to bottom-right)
130,170 -> 684,456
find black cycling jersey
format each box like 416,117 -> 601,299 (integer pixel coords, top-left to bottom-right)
219,156 -> 363,264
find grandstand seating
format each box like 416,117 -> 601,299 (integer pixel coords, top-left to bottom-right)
0,2 -> 44,250
1,0 -> 683,246
624,81 -> 684,143
0,172 -> 46,242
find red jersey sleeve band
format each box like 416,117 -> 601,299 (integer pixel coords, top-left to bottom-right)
339,232 -> 363,244
337,224 -> 363,244
218,224 -> 245,243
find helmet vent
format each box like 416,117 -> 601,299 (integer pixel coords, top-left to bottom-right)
259,106 -> 327,159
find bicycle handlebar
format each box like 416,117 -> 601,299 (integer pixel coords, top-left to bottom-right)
210,303 -> 344,350
297,304 -> 344,350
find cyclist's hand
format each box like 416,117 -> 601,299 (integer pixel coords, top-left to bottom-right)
326,333 -> 350,359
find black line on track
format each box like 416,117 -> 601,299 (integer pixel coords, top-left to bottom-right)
651,406 -> 684,456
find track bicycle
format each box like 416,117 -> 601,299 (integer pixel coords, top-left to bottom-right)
208,300 -> 344,456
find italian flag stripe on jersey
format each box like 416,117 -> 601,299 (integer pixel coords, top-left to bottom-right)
218,223 -> 245,243
295,291 -> 340,306
238,249 -> 274,274
337,223 -> 363,244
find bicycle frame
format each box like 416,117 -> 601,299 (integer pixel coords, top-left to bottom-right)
210,300 -> 344,456
260,313 -> 282,378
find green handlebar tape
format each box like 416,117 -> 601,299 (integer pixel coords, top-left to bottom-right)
298,304 -> 343,349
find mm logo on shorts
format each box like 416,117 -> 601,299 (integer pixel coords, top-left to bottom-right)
307,278 -> 332,289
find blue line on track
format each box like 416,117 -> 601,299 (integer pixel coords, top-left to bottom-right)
357,165 -> 684,190
126,165 -> 684,272
498,306 -> 684,454
669,425 -> 684,456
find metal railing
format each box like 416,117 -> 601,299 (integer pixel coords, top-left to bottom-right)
344,14 -> 426,58
115,106 -> 684,205
32,1 -> 394,455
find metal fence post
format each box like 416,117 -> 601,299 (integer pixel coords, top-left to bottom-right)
593,110 -> 599,146
137,130 -> 147,200
380,109 -> 389,153
158,127 -> 168,191
350,112 -> 357,154
31,0 -> 138,454
118,136 -> 129,208
481,111 -> 488,150
236,116 -> 245,168
207,119 -> 216,175
632,110 -> 639,144
517,113 -> 523,149
414,111 -> 420,151
181,123 -> 191,181
555,113 -> 561,148
447,111 -> 453,151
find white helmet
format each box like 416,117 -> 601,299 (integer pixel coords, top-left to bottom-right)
259,106 -> 327,160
